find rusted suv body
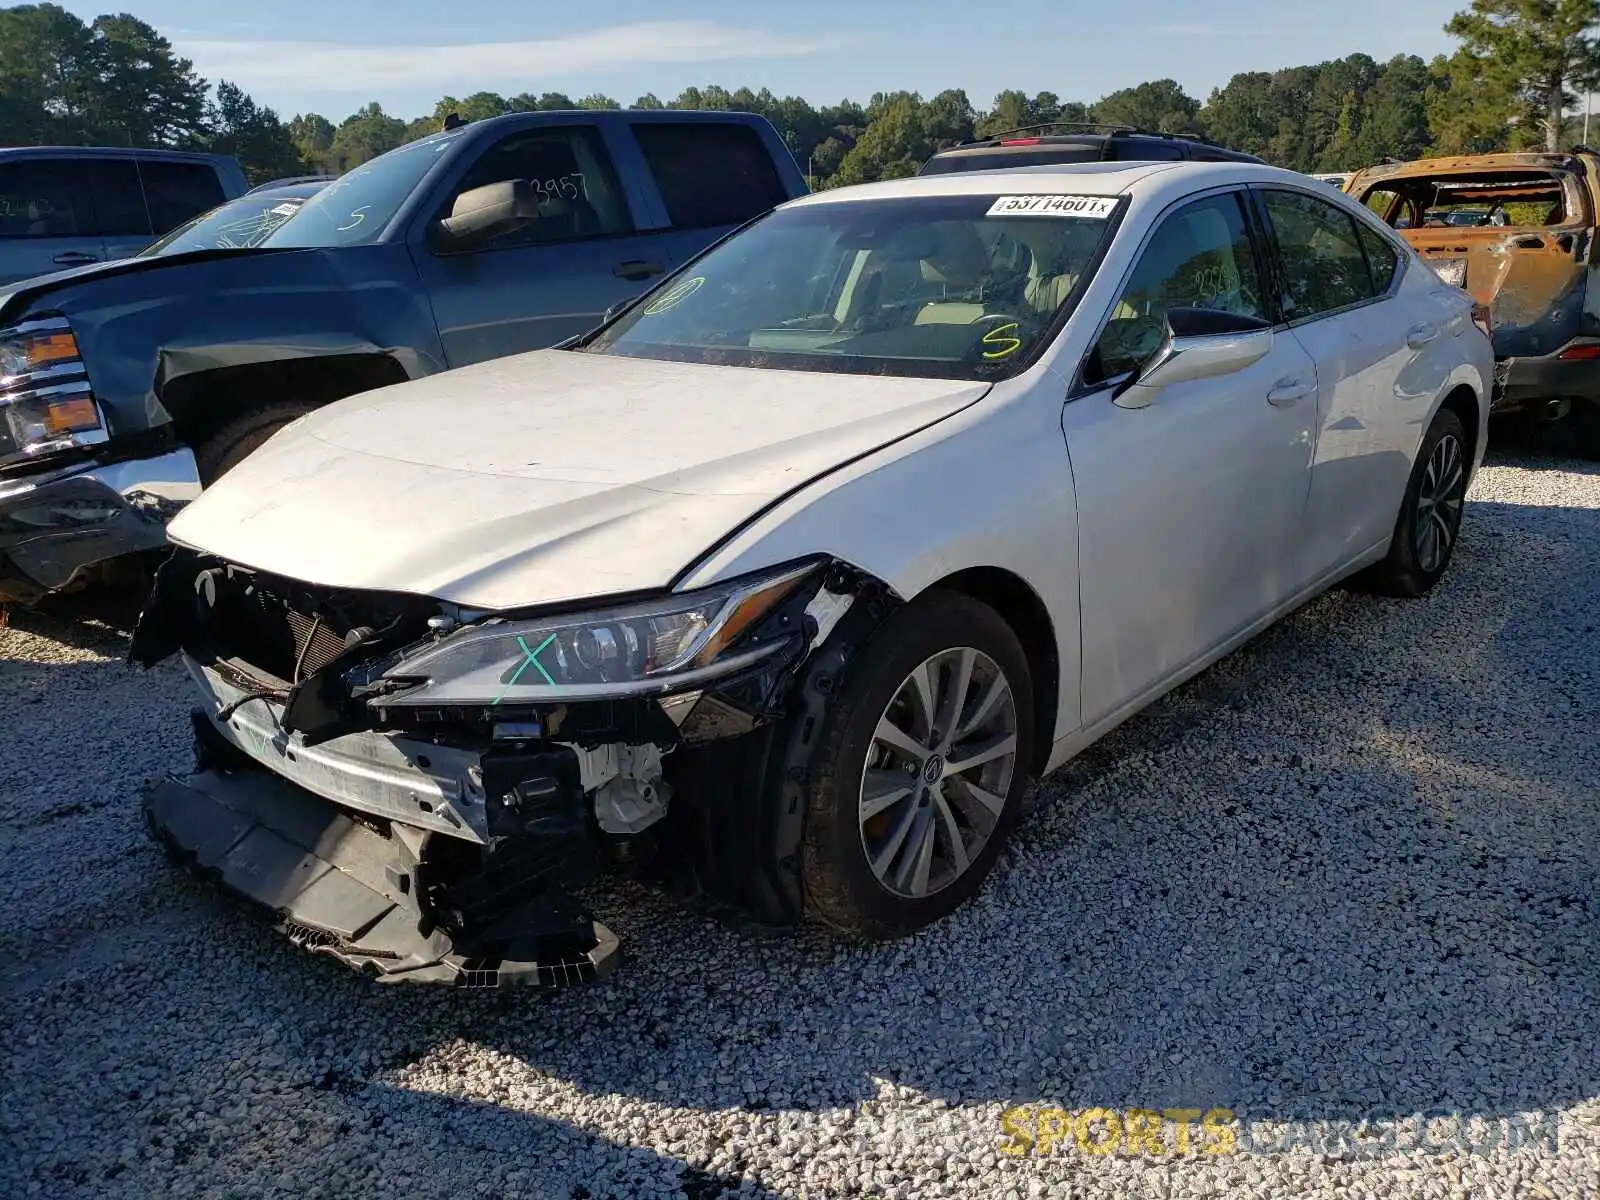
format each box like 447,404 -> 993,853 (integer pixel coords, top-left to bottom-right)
1347,151 -> 1600,455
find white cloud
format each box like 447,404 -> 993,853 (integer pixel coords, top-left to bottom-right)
179,21 -> 838,94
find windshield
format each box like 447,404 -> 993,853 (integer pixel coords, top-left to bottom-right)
584,194 -> 1122,380
139,188 -> 322,256
263,129 -> 467,248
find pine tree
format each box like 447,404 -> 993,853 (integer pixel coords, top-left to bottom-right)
1445,0 -> 1600,151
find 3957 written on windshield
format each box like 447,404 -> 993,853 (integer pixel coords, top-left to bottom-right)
998,1106 -> 1561,1158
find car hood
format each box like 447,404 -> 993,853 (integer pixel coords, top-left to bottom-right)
168,349 -> 989,610
0,246 -> 293,323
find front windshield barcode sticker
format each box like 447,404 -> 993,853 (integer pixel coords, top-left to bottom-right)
986,195 -> 1116,219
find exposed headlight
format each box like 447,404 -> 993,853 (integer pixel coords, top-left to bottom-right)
378,561 -> 819,706
0,316 -> 105,466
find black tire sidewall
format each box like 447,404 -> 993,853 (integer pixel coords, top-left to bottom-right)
1370,407 -> 1468,597
196,405 -> 314,486
800,591 -> 1036,939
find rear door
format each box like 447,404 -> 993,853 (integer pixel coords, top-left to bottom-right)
414,121 -> 678,366
1254,186 -> 1428,576
626,120 -> 795,269
0,156 -> 118,282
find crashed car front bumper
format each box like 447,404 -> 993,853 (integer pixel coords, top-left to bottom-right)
0,446 -> 200,602
131,548 -> 875,987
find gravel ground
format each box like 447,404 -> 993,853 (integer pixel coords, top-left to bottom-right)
3,445 -> 1599,1200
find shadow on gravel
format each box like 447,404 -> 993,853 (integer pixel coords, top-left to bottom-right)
4,454 -> 1597,1196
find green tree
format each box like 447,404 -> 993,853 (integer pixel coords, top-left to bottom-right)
1445,0 -> 1600,151
206,80 -> 303,182
630,92 -> 664,109
575,93 -> 620,109
288,112 -> 336,171
832,92 -> 929,184
85,13 -> 207,146
433,92 -> 507,124
1200,72 -> 1278,158
1350,55 -> 1434,165
327,102 -> 405,170
1092,78 -> 1200,133
0,3 -> 98,143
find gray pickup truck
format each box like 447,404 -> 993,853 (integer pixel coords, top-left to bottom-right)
0,110 -> 807,603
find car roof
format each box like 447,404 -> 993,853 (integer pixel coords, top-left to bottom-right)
784,160 -> 1318,208
0,145 -> 232,163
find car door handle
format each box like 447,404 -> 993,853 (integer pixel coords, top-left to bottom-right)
613,259 -> 665,281
52,251 -> 99,266
1266,376 -> 1314,406
1406,322 -> 1439,348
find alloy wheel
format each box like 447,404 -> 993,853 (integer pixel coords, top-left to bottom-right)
1414,431 -> 1466,573
858,647 -> 1019,899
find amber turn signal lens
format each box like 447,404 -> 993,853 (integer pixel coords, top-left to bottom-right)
42,396 -> 101,435
27,331 -> 80,368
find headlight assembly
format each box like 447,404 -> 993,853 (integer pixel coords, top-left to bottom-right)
378,561 -> 820,706
0,316 -> 106,466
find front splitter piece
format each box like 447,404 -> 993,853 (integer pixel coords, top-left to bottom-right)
143,768 -> 619,988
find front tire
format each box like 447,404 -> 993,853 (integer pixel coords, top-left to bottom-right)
1354,407 -> 1469,598
194,402 -> 315,485
799,591 -> 1035,939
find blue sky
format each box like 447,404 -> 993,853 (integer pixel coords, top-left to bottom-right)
67,0 -> 1468,122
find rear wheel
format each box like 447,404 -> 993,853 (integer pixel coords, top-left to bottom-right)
194,402 -> 315,485
1354,407 -> 1469,598
799,592 -> 1035,939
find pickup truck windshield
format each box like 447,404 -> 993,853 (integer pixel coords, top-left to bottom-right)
140,188 -> 322,256
585,194 -> 1121,380
263,130 -> 466,249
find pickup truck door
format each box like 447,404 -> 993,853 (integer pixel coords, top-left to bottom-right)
413,122 -> 676,367
0,157 -> 129,283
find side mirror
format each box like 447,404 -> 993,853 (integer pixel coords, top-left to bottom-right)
432,180 -> 540,249
1113,307 -> 1275,410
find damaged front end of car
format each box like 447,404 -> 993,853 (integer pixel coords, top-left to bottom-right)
129,549 -> 888,988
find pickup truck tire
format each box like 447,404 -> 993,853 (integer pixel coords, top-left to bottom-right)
797,591 -> 1035,940
1573,399 -> 1600,460
194,402 -> 315,485
1354,407 -> 1469,598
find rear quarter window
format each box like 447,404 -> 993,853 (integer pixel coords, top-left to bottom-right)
632,122 -> 789,230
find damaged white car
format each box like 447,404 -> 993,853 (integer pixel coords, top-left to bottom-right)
132,162 -> 1492,986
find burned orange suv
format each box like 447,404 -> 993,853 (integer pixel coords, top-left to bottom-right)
1347,151 -> 1600,456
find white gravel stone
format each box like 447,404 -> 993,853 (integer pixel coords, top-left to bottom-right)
2,447 -> 1598,1199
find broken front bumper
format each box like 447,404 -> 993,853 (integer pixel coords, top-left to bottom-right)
145,759 -> 619,987
0,446 -> 200,602
145,704 -> 617,985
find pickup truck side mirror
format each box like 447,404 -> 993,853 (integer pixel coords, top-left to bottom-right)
433,180 -> 541,250
1113,307 -> 1275,409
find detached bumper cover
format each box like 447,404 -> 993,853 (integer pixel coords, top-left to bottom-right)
0,446 -> 199,597
144,763 -> 620,988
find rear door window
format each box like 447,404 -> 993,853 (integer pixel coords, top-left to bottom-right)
92,159 -> 152,236
1260,189 -> 1376,319
0,159 -> 97,238
1356,222 -> 1399,292
633,122 -> 788,230
139,161 -> 225,234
